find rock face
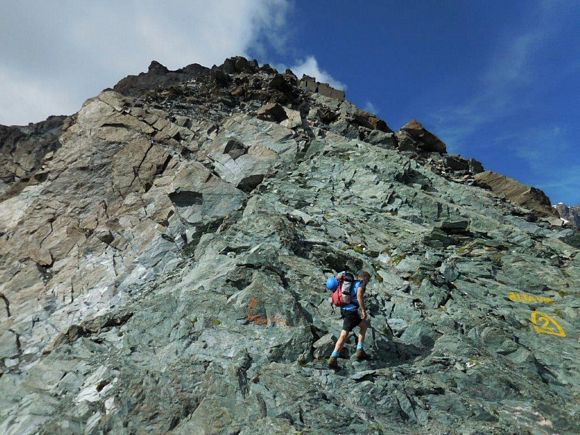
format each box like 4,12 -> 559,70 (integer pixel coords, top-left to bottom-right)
554,203 -> 580,228
0,116 -> 69,195
0,57 -> 578,434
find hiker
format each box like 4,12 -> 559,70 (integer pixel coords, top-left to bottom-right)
327,270 -> 371,369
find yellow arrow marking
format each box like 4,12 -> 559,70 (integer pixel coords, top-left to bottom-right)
530,311 -> 566,337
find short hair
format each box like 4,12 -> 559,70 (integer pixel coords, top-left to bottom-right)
358,271 -> 371,281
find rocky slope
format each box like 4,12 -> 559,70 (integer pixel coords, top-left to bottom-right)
0,57 -> 578,434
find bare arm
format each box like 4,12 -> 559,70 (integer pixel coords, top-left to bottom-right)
357,286 -> 366,319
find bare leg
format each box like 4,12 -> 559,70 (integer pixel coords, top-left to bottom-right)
333,330 -> 349,353
357,320 -> 367,346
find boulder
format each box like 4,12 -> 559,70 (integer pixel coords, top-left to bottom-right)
221,56 -> 258,74
313,333 -> 337,359
364,130 -> 397,148
316,106 -> 339,124
352,111 -> 391,132
299,75 -> 345,101
269,74 -> 294,94
444,155 -> 469,172
317,83 -> 345,101
299,75 -> 317,92
256,102 -> 288,123
223,139 -> 248,160
280,108 -> 302,129
395,130 -> 419,152
400,119 -> 447,153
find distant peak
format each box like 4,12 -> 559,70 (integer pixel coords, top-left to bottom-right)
148,60 -> 168,74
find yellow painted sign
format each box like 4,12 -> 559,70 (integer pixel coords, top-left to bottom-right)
531,311 -> 566,337
508,291 -> 554,304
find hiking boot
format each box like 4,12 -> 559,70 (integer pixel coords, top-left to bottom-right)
355,349 -> 368,361
328,356 -> 338,369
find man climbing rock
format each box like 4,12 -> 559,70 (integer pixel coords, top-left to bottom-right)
328,271 -> 371,369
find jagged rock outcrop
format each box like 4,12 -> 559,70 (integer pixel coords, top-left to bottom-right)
398,119 -> 447,154
554,203 -> 580,228
299,74 -> 345,101
113,60 -> 210,97
0,116 -> 69,195
0,57 -> 578,434
474,171 -> 560,221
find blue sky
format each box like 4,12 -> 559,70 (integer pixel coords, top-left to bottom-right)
1,0 -> 578,204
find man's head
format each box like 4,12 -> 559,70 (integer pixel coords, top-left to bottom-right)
358,271 -> 371,285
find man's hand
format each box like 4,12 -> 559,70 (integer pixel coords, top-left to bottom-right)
360,309 -> 367,320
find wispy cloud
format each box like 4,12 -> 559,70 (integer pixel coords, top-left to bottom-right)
508,125 -> 579,204
428,1 -> 556,151
508,126 -> 570,170
538,166 -> 580,205
363,101 -> 379,114
287,56 -> 347,90
481,31 -> 543,89
480,122 -> 579,204
424,1 -> 579,203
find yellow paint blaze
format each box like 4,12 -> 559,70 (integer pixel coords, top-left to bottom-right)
531,311 -> 566,337
508,291 -> 554,304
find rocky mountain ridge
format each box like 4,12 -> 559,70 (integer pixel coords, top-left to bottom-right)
0,57 -> 578,434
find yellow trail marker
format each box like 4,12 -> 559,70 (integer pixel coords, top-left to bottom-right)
531,311 -> 566,337
508,291 -> 554,304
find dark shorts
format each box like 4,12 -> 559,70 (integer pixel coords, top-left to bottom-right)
341,310 -> 362,332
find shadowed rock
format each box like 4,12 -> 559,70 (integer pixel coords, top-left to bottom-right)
0,116 -> 68,194
113,60 -> 210,96
168,190 -> 203,207
256,102 -> 288,122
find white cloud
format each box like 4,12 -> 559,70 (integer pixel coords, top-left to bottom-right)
510,126 -> 570,171
0,0 -> 290,125
509,125 -> 580,204
363,101 -> 378,114
430,31 -> 541,150
0,67 -> 78,125
481,31 -> 544,89
288,56 -> 346,90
